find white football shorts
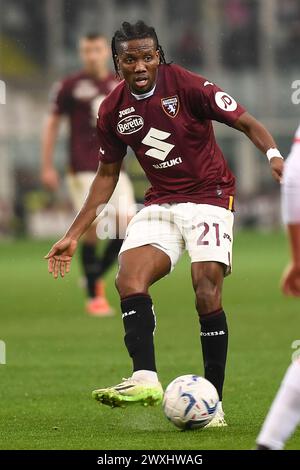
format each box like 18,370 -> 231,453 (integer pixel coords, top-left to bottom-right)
119,203 -> 234,275
66,170 -> 136,220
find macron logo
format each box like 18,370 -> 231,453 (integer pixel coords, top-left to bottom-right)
122,310 -> 136,319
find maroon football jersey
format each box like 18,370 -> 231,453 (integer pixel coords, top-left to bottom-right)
51,71 -> 118,172
97,64 -> 246,209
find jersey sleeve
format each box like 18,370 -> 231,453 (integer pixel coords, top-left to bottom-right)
186,74 -> 246,127
49,80 -> 72,115
96,103 -> 127,163
282,124 -> 300,224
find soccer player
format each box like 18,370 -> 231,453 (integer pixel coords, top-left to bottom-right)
45,21 -> 283,426
41,32 -> 135,316
256,124 -> 300,449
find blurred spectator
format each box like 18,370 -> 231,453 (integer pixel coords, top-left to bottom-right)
276,0 -> 300,67
221,0 -> 259,69
224,0 -> 251,28
277,0 -> 299,23
174,27 -> 203,68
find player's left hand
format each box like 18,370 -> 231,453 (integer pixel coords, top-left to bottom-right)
281,262 -> 300,297
270,157 -> 284,183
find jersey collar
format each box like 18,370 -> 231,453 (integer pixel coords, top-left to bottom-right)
130,84 -> 156,100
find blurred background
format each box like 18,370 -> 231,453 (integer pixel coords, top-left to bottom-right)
0,0 -> 299,238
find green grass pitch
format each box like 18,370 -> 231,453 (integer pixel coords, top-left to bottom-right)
0,231 -> 299,450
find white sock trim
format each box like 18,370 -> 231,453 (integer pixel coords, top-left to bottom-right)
132,370 -> 159,383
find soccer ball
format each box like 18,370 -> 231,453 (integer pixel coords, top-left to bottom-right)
163,374 -> 219,430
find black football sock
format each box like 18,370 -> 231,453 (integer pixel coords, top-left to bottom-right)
97,239 -> 123,278
80,243 -> 99,298
121,294 -> 157,372
199,309 -> 228,400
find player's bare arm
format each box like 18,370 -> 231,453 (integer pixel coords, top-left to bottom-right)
234,111 -> 284,183
45,160 -> 122,279
41,112 -> 61,190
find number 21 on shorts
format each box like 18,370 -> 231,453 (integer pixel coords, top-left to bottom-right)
197,222 -> 220,246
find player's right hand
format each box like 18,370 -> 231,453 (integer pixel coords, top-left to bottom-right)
45,237 -> 78,279
281,262 -> 300,297
270,157 -> 284,183
41,167 -> 60,191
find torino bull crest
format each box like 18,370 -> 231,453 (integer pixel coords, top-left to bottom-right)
161,95 -> 180,118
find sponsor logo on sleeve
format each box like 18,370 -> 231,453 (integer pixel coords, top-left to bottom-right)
117,114 -> 144,135
215,91 -> 237,112
161,95 -> 180,118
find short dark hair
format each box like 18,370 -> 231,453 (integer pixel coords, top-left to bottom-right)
81,32 -> 106,41
111,20 -> 168,78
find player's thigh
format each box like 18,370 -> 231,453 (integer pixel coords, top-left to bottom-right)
117,244 -> 171,294
117,204 -> 185,296
191,261 -> 225,295
119,205 -> 185,274
184,204 -> 234,276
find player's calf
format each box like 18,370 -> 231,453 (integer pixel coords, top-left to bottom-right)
192,263 -> 228,408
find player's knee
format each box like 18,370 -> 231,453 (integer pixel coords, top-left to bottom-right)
115,270 -> 149,298
194,277 -> 222,316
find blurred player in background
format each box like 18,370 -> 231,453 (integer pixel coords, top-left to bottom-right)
41,33 -> 135,316
45,21 -> 283,427
256,125 -> 300,450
